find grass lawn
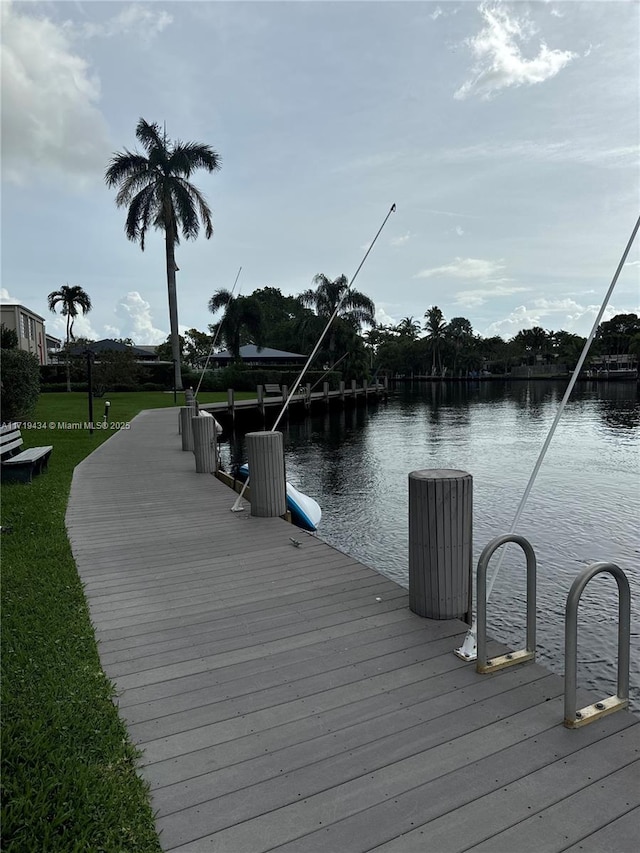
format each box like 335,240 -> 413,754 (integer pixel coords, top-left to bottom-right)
1,391 -> 252,851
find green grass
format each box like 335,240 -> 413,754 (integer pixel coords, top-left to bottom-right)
1,391 -> 250,851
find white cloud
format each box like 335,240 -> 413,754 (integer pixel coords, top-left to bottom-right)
455,2 -> 577,100
72,4 -> 173,45
434,140 -> 638,168
47,311 -> 101,341
375,307 -> 398,328
390,233 -> 411,247
416,257 -> 508,281
0,287 -> 20,303
455,283 -> 529,308
1,3 -> 111,186
483,300 -> 629,339
114,292 -> 166,344
430,7 -> 443,21
455,225 -> 465,236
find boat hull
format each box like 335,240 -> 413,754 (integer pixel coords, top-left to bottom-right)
238,464 -> 321,532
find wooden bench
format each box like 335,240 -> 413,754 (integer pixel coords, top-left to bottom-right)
263,384 -> 282,396
1,424 -> 53,484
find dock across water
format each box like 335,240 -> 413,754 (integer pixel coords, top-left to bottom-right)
66,408 -> 639,852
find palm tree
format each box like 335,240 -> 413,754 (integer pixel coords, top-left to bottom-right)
208,289 -> 265,359
445,316 -> 474,376
299,274 -> 375,357
396,316 -> 422,340
424,306 -> 446,375
47,285 -> 92,391
105,119 -> 221,391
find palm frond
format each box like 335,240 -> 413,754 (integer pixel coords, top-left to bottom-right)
135,119 -> 165,156
179,179 -> 214,239
208,289 -> 233,314
170,180 -> 200,240
125,186 -> 157,246
169,143 -> 221,177
105,151 -> 150,193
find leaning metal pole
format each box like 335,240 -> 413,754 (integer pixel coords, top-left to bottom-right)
455,212 -> 640,661
231,203 -> 396,513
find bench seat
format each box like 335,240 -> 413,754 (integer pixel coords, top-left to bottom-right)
1,425 -> 53,484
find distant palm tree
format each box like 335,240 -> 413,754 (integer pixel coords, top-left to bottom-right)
48,285 -> 92,392
299,274 -> 375,356
424,306 -> 446,375
396,316 -> 422,340
105,118 -> 221,391
208,289 -> 265,359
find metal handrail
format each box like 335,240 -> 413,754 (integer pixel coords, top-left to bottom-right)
564,562 -> 630,728
477,534 -> 537,674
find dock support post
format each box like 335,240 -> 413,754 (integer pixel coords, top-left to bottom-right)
305,383 -> 312,410
363,378 -> 369,398
180,407 -> 195,452
339,380 -> 345,404
192,416 -> 218,473
323,381 -> 329,407
351,379 -> 357,402
257,385 -> 265,417
227,388 -> 235,422
246,431 -> 287,518
408,469 -> 473,620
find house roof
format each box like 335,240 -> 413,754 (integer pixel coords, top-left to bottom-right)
70,339 -> 153,357
213,345 -> 307,361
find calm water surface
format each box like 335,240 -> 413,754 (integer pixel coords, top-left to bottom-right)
220,380 -> 639,711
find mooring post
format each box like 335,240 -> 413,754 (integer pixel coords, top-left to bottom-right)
180,407 -> 194,452
323,381 -> 330,407
305,383 -> 312,410
339,380 -> 345,403
257,385 -> 265,417
227,388 -> 235,422
191,416 -> 218,473
363,378 -> 369,398
351,378 -> 357,399
245,431 -> 287,518
408,469 -> 473,620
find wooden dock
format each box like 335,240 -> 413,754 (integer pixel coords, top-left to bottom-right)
66,408 -> 640,852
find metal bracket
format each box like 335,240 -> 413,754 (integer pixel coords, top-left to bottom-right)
564,562 -> 630,728
477,534 -> 537,674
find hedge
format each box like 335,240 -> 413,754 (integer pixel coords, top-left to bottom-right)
1,350 -> 40,422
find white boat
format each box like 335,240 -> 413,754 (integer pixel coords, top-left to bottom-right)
198,409 -> 223,435
238,463 -> 321,532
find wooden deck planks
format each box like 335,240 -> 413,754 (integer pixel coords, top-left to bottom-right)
66,407 -> 640,852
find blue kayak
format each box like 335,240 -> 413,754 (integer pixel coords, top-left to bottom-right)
238,463 -> 321,532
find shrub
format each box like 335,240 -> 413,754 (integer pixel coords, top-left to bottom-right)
1,350 -> 40,422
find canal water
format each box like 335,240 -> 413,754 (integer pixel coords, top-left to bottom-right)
220,380 -> 640,711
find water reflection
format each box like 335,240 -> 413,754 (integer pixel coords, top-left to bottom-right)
219,380 -> 639,710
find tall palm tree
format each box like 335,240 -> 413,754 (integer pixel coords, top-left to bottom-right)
47,285 -> 92,391
299,274 -> 375,356
105,118 -> 221,391
208,289 -> 265,359
424,305 -> 446,375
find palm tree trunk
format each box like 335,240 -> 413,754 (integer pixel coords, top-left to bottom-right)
65,314 -> 71,392
165,228 -> 183,391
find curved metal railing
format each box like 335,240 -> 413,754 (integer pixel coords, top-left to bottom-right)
476,533 -> 537,674
564,562 -> 631,728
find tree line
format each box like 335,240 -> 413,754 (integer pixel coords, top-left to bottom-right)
39,115 -> 638,389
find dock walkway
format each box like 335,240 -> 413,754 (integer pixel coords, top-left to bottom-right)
66,408 -> 639,852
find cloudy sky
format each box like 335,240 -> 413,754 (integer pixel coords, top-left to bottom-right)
1,0 -> 638,345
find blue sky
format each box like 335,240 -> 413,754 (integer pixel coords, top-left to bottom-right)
2,0 -> 638,345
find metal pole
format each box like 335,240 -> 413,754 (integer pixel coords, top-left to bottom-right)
86,351 -> 94,435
